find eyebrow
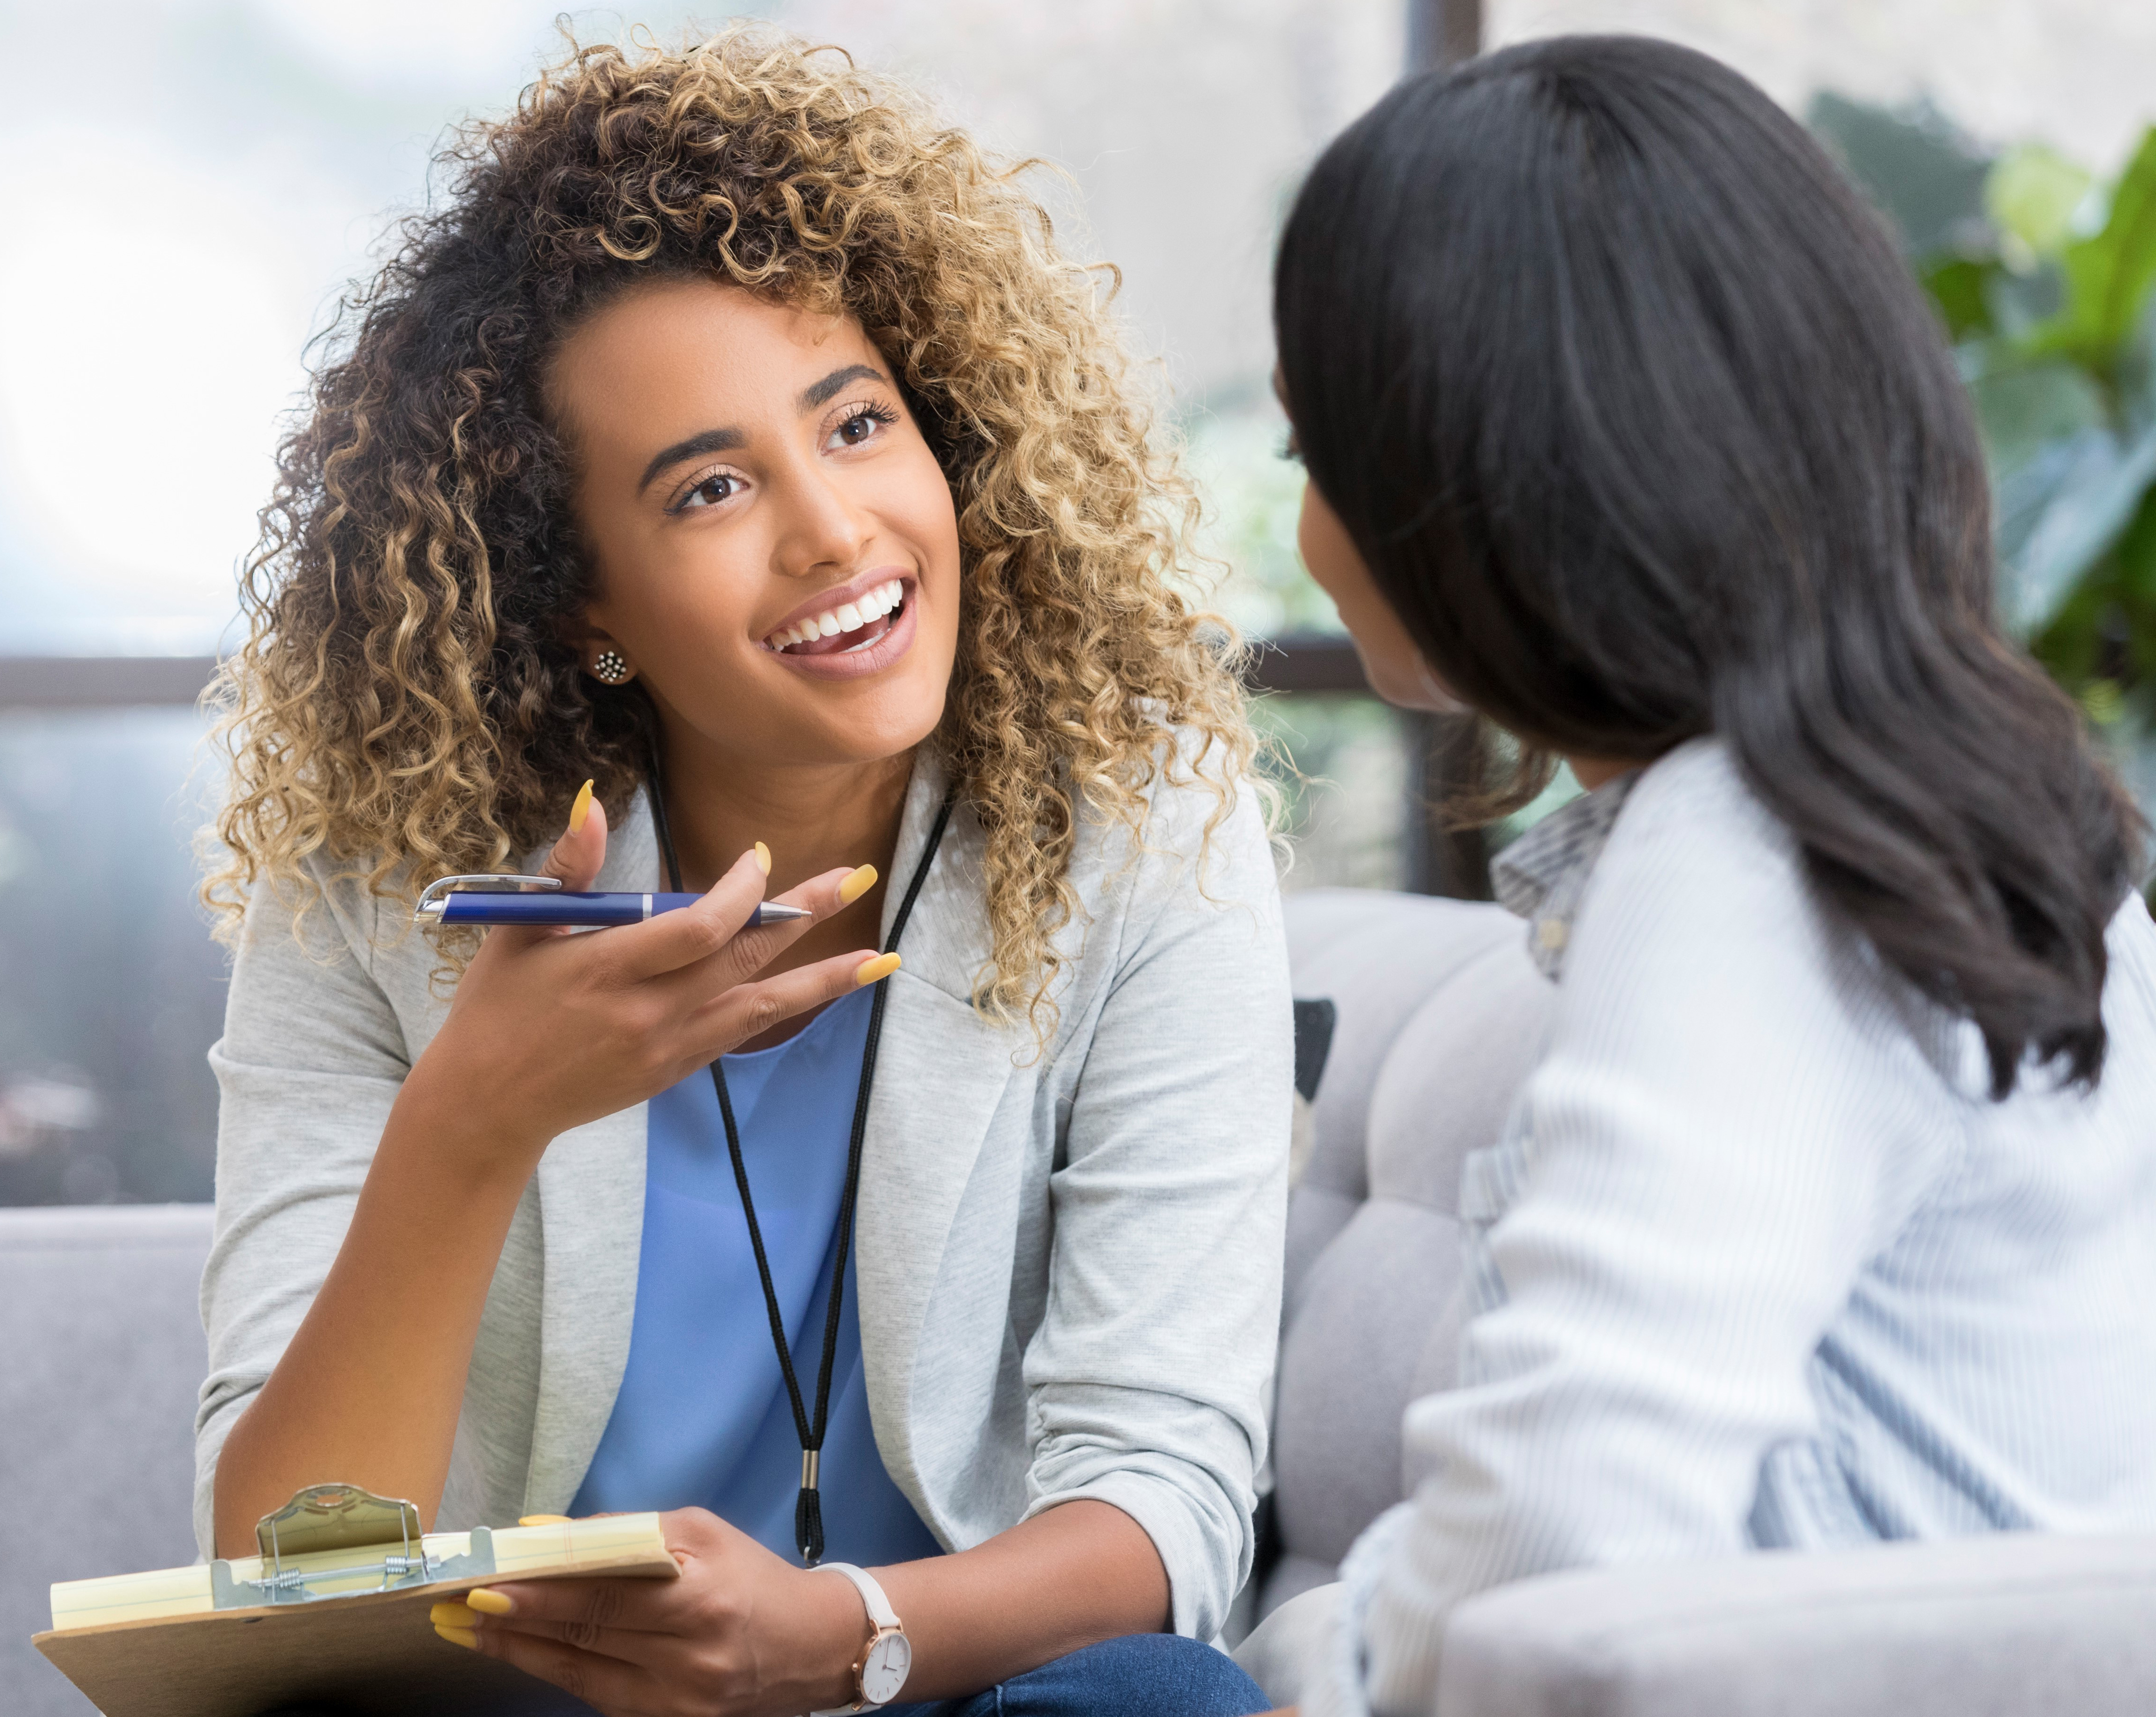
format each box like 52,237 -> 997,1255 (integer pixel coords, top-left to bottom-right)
638,426 -> 744,495
799,362 -> 888,410
635,366 -> 893,496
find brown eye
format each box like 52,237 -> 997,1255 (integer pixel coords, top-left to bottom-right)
675,473 -> 740,511
826,403 -> 898,451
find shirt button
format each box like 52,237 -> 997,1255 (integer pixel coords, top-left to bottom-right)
1537,918 -> 1569,952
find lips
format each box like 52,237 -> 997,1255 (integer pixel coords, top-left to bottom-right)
756,573 -> 921,681
761,577 -> 906,656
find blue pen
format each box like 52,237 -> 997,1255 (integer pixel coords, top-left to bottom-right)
413,874 -> 813,928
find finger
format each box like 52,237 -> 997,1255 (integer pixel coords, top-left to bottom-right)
646,863 -> 875,1008
684,946 -> 898,1061
538,780 -> 608,890
444,1619 -> 652,1711
455,1575 -> 658,1633
478,782 -> 608,958
599,845 -> 776,981
433,1597 -> 656,1660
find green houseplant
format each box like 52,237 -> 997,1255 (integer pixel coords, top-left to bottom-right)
1812,95 -> 2156,816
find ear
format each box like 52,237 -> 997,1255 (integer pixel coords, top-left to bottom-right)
557,614 -> 634,687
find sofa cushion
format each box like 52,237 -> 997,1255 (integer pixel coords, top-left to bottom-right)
0,1204 -> 211,1715
1280,891 -> 1530,1313
1267,891 -> 1553,1617
1438,1529 -> 2156,1717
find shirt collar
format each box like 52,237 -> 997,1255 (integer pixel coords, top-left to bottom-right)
1490,770 -> 1640,980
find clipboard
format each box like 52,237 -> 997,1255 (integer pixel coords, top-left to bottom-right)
33,1484 -> 679,1717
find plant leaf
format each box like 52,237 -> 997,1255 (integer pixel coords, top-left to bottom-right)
2008,420 -> 2156,631
1986,143 -> 2094,259
2023,128 -> 2156,367
1966,353 -> 2108,473
1808,92 -> 1992,259
1924,257 -> 1995,340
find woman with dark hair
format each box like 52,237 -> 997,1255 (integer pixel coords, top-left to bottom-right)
1264,34 -> 2156,1717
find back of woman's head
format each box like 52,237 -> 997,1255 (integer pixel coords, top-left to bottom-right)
1275,33 -> 2141,1095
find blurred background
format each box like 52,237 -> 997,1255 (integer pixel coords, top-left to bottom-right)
0,0 -> 2151,1204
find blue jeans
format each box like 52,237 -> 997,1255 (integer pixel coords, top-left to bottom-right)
889,1632 -> 1270,1717
258,1631 -> 1268,1717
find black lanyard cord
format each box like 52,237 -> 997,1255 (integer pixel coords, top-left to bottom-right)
646,749 -> 954,1564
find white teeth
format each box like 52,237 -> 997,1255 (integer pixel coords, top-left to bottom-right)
763,581 -> 909,651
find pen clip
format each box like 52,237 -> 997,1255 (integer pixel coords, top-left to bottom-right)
414,873 -> 565,923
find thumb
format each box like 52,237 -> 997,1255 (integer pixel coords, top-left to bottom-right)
539,779 -> 608,891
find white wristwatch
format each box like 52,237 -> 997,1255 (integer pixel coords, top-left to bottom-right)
809,1562 -> 911,1713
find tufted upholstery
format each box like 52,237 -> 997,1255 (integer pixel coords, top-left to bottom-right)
0,1204 -> 211,1714
1265,888 -> 1554,1618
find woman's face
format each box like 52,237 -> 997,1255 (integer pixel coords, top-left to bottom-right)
553,279 -> 962,772
1294,476 -> 1468,715
1295,453 -> 1637,790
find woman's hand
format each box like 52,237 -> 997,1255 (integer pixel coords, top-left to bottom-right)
429,1499 -> 1172,1715
401,785 -> 887,1171
430,1509 -> 866,1717
209,787 -> 888,1552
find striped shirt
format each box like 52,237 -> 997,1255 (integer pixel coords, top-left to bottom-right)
1313,738 -> 2156,1717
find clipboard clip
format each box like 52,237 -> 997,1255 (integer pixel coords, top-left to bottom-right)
208,1483 -> 497,1610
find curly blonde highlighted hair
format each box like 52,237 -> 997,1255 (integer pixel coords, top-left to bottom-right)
205,24 -> 1261,1032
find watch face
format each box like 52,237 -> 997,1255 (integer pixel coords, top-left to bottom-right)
861,1632 -> 911,1705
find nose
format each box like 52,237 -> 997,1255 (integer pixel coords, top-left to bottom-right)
770,455 -> 872,581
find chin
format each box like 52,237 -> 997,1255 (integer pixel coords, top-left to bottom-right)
801,679 -> 950,768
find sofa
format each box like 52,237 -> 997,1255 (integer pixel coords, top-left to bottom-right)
1243,888 -> 2156,1713
4,888 -> 2153,1715
1,1204 -> 209,1716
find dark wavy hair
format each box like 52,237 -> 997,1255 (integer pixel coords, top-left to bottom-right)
1275,34 -> 2143,1095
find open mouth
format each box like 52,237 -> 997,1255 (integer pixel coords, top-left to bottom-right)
761,578 -> 907,657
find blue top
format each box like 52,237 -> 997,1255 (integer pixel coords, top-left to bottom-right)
571,984 -> 944,1568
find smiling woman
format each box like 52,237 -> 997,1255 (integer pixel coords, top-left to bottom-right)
551,288 -> 961,780
193,25 -> 1286,1717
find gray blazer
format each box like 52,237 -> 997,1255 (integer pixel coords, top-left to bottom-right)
195,750 -> 1291,1637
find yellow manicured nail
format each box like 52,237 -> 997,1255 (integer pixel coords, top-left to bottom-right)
838,864 -> 878,906
568,779 -> 594,835
518,1514 -> 573,1526
430,1600 -> 479,1628
754,841 -> 771,876
855,952 -> 901,987
434,1624 -> 479,1649
464,1588 -> 515,1616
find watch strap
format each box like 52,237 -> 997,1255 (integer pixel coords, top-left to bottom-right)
815,1561 -> 901,1630
810,1562 -> 905,1715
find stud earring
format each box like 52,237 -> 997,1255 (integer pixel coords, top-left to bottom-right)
590,648 -> 633,685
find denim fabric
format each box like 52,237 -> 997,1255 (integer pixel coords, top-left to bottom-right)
889,1632 -> 1271,1717
256,1633 -> 1268,1717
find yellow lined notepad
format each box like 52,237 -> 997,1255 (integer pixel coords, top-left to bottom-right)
34,1512 -> 678,1717
48,1514 -> 670,1629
